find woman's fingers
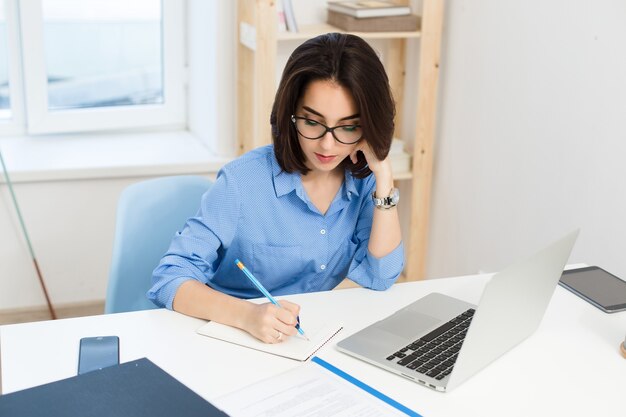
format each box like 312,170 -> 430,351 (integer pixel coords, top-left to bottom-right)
274,303 -> 299,338
249,301 -> 301,343
350,149 -> 359,164
277,300 -> 301,317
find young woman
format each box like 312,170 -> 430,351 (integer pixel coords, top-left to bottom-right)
148,33 -> 403,343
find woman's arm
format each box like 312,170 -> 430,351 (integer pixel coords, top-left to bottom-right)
343,145 -> 404,290
148,168 -> 300,343
173,280 -> 300,344
351,145 -> 402,258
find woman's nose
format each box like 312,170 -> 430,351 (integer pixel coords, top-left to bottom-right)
320,130 -> 335,148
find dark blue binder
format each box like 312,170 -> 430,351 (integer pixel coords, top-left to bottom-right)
0,357 -> 229,417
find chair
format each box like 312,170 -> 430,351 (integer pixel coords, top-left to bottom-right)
105,175 -> 212,314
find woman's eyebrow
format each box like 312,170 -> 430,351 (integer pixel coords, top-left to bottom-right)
302,106 -> 360,122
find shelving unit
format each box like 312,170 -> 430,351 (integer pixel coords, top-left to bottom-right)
237,0 -> 444,281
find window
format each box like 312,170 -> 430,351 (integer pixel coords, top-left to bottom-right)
0,0 -> 24,134
0,0 -> 185,135
0,6 -> 10,117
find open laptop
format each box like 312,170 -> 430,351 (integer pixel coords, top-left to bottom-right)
336,230 -> 579,392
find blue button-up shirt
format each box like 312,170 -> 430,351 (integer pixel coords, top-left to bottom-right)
148,145 -> 404,309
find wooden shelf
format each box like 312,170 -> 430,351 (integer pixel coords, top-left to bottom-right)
276,23 -> 421,41
237,0 -> 444,280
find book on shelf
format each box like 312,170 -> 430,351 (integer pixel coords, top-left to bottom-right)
276,0 -> 287,32
282,0 -> 298,32
327,10 -> 420,32
327,1 -> 411,18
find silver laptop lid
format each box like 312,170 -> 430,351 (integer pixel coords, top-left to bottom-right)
447,229 -> 579,390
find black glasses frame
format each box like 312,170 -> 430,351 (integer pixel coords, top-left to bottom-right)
290,115 -> 363,145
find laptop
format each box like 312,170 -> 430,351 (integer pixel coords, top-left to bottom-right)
336,230 -> 579,392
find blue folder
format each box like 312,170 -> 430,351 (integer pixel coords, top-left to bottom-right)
0,357 -> 229,417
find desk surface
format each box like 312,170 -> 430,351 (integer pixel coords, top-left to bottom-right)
2,274 -> 625,417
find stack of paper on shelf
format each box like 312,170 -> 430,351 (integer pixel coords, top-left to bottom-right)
327,10 -> 420,32
327,1 -> 419,32
327,1 -> 411,18
389,138 -> 411,174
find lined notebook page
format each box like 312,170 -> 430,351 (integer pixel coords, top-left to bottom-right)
196,303 -> 342,361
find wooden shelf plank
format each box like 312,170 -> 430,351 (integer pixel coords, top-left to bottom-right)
405,0 -> 444,281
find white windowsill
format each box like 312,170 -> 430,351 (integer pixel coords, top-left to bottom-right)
0,131 -> 235,184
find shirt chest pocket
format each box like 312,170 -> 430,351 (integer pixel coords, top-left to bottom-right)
251,244 -> 305,290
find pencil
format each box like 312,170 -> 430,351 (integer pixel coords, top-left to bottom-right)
235,258 -> 309,340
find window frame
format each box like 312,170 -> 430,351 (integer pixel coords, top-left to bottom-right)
16,0 -> 186,135
0,0 -> 26,135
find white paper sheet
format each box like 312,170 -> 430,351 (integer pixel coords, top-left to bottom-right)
214,360 -> 413,417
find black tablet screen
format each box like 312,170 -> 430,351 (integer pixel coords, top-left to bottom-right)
560,267 -> 626,309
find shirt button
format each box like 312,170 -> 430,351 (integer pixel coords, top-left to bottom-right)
320,229 -> 326,235
320,264 -> 326,270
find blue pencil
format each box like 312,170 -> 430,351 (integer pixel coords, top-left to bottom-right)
235,259 -> 309,340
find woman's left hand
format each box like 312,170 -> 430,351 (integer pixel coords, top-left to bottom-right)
350,141 -> 393,183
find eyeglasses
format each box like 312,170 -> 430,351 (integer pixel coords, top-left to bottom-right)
291,115 -> 363,145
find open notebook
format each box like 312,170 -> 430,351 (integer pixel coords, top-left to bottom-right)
196,299 -> 342,361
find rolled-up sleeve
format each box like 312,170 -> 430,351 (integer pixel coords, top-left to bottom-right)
346,178 -> 405,290
349,242 -> 404,290
147,169 -> 241,309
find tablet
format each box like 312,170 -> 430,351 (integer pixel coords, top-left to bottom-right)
559,266 -> 626,313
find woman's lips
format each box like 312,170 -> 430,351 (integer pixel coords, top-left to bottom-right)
315,153 -> 336,163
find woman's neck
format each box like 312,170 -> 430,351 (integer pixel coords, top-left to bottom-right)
301,166 -> 344,186
301,167 -> 345,215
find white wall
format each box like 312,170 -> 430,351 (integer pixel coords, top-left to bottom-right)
281,0 -> 626,279
187,0 -> 237,157
427,0 -> 626,278
0,171 -> 218,311
1,177 -> 138,309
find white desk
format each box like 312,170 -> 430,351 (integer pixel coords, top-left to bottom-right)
2,275 -> 625,417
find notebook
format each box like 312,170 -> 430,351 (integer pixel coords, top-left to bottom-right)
337,230 -> 579,392
196,299 -> 343,361
0,358 -> 229,417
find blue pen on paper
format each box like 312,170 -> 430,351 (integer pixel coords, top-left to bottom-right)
235,258 -> 309,341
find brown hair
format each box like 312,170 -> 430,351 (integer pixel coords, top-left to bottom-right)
270,32 -> 395,178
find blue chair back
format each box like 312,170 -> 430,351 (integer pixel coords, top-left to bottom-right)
105,175 -> 212,314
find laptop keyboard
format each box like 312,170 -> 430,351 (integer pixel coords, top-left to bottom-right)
386,308 -> 475,381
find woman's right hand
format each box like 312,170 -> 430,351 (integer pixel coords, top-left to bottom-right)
240,300 -> 301,344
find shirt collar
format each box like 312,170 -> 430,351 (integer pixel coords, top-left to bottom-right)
271,153 -> 298,198
343,170 -> 359,201
271,153 -> 361,201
